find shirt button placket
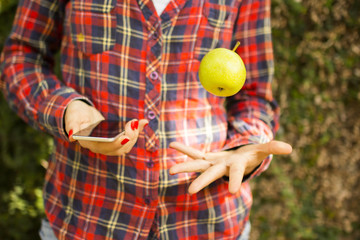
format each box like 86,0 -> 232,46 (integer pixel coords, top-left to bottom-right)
145,22 -> 161,152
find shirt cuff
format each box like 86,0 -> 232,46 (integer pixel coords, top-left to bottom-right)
37,87 -> 93,141
221,120 -> 273,183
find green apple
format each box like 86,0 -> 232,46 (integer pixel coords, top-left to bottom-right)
199,44 -> 246,97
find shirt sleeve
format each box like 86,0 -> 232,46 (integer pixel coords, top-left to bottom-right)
0,0 -> 91,140
222,0 -> 279,181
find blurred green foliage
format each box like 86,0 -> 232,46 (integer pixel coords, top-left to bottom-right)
0,0 -> 17,13
0,2 -> 51,239
0,0 -> 359,239
250,0 -> 360,239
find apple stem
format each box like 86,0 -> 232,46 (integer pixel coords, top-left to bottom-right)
232,41 -> 241,52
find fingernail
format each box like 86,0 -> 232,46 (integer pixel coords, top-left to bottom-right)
121,138 -> 130,145
144,123 -> 149,128
131,120 -> 138,130
69,129 -> 73,138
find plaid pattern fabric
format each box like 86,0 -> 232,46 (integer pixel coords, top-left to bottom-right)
1,0 -> 278,239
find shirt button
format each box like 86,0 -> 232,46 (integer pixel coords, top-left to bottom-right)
150,71 -> 159,80
148,111 -> 156,120
145,197 -> 151,205
152,31 -> 159,39
146,161 -> 154,168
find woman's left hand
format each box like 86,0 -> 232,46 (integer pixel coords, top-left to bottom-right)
169,141 -> 292,194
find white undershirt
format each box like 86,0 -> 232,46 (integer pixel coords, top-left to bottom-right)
152,0 -> 171,15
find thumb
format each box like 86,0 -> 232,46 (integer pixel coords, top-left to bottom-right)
66,120 -> 95,142
66,120 -> 100,142
258,140 -> 293,155
65,120 -> 81,142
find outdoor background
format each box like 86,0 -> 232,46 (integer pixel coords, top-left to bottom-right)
0,0 -> 359,239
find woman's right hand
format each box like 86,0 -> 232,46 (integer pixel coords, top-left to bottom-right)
64,100 -> 148,156
64,100 -> 105,140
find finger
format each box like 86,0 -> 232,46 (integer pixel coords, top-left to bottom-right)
124,119 -> 139,139
138,119 -> 149,133
66,119 -> 87,142
258,140 -> 293,155
228,163 -> 246,194
67,125 -> 80,142
78,134 -> 130,154
78,134 -> 129,153
188,164 -> 227,195
169,142 -> 205,160
67,121 -> 96,142
204,151 -> 231,164
169,160 -> 212,175
108,119 -> 149,156
121,119 -> 139,150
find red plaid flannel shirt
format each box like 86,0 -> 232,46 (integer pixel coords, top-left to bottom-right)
1,0 -> 278,239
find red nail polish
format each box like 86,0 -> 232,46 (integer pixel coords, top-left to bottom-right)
144,123 -> 148,128
134,120 -> 138,130
131,120 -> 138,130
69,129 -> 73,137
121,138 -> 130,145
